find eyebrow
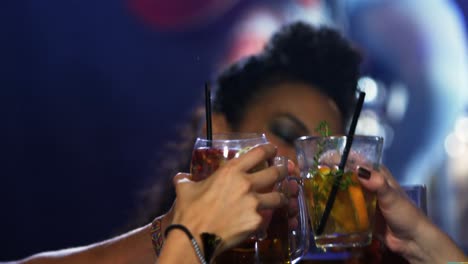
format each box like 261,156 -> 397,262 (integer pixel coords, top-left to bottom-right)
277,113 -> 309,134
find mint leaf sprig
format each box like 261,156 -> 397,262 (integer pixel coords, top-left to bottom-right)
309,121 -> 358,228
312,120 -> 330,174
315,120 -> 330,137
310,121 -> 331,226
310,121 -> 357,189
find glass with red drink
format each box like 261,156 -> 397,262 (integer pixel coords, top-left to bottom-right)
190,133 -> 309,263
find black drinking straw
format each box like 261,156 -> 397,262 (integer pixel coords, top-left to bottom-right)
316,91 -> 366,235
205,82 -> 213,141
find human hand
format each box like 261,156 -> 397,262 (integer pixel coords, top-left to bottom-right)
170,143 -> 288,254
357,165 -> 467,263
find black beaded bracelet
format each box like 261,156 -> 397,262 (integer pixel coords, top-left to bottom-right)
164,224 -> 207,264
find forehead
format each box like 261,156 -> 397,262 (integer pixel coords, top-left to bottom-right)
240,82 -> 344,134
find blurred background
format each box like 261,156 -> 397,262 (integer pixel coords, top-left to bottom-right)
1,0 -> 467,259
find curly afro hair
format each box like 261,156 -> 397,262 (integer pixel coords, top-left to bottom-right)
213,21 -> 361,128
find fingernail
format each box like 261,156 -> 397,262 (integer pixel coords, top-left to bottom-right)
358,167 -> 371,180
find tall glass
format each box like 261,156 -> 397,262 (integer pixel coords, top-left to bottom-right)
190,133 -> 308,263
295,135 -> 383,249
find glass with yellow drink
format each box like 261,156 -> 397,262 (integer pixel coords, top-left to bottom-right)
295,135 -> 383,249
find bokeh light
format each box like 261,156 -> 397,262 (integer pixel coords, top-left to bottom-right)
386,82 -> 409,122
455,116 -> 468,143
445,132 -> 467,158
358,76 -> 378,103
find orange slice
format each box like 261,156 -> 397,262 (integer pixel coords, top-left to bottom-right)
318,165 -> 331,176
330,190 -> 356,232
348,172 -> 369,231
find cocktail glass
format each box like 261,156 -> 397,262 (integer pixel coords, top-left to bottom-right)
295,135 -> 383,249
191,133 -> 308,263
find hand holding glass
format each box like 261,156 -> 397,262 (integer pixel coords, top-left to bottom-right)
191,133 -> 308,263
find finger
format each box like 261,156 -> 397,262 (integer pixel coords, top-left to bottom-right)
356,166 -> 401,210
345,151 -> 372,170
235,143 -> 277,172
287,178 -> 299,198
379,166 -> 405,195
358,166 -> 428,237
287,159 -> 299,177
248,163 -> 287,191
316,149 -> 341,164
256,192 -> 288,210
172,172 -> 192,185
317,150 -> 372,171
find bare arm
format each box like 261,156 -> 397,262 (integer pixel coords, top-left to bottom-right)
9,144 -> 288,264
16,224 -> 156,264
412,219 -> 467,264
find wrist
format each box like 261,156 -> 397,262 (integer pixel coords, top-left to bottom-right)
169,214 -> 223,263
165,224 -> 207,264
160,228 -> 201,264
171,211 -> 205,249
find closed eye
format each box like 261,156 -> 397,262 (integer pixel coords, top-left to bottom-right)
268,113 -> 309,145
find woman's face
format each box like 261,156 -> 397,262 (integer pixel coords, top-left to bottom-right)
235,83 -> 344,162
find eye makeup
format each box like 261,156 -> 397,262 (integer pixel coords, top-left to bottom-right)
268,113 -> 309,145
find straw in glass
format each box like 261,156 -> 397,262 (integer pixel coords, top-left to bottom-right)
316,91 -> 366,235
205,82 -> 212,141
